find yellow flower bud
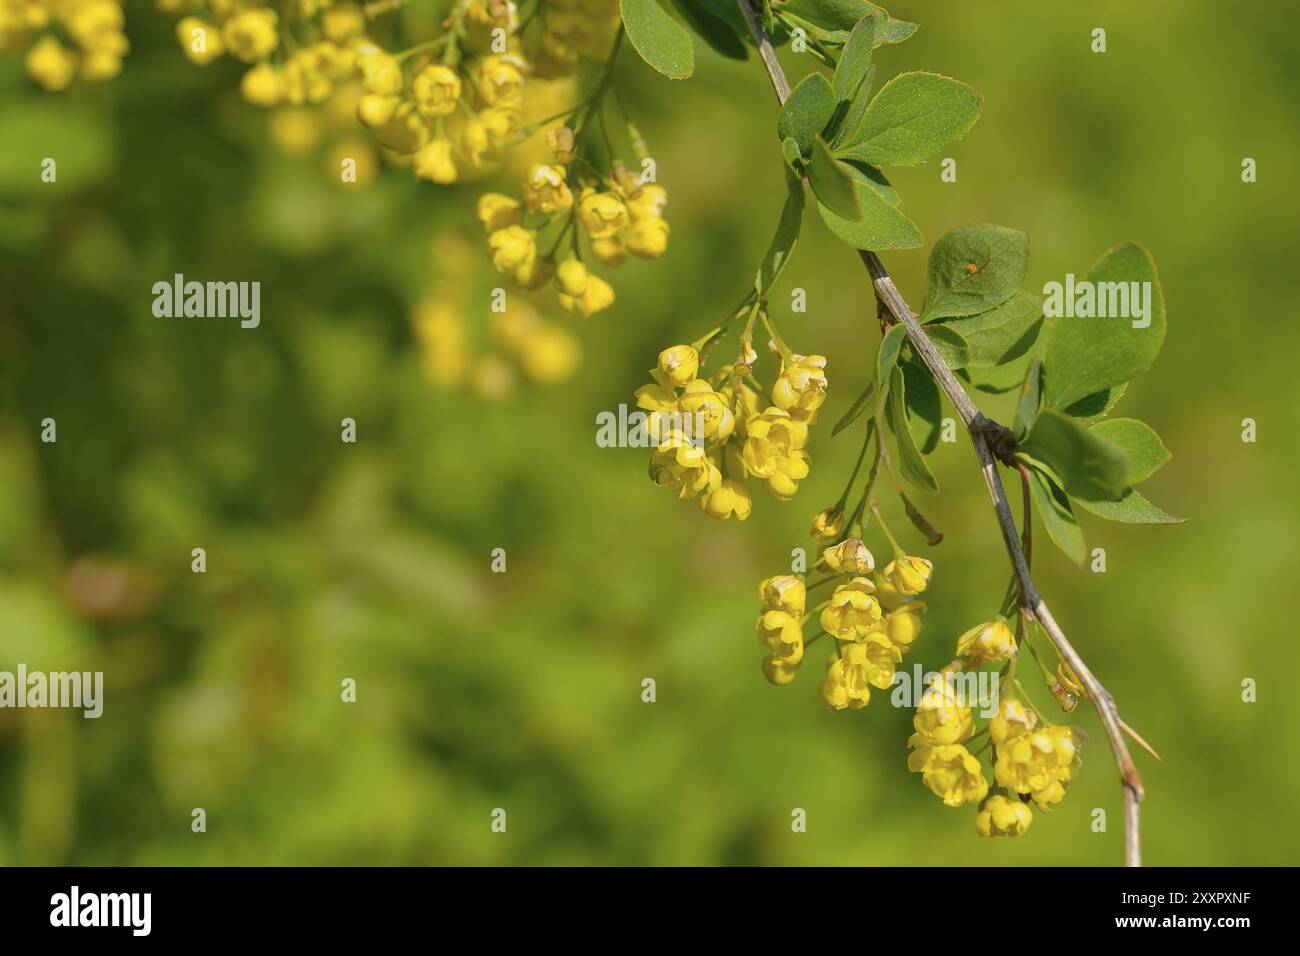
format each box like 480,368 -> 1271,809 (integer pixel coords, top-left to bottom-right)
477,53 -> 526,106
322,2 -> 367,42
626,184 -> 668,221
819,577 -> 882,641
656,345 -> 699,386
762,656 -> 798,686
699,479 -> 751,520
521,163 -> 573,214
487,225 -> 537,272
882,554 -> 934,596
546,125 -> 576,163
412,64 -> 462,117
624,215 -> 669,258
478,107 -> 520,149
414,139 -> 458,184
976,793 -> 1033,837
956,618 -> 1017,667
589,235 -> 627,267
512,255 -> 554,290
554,258 -> 589,297
357,50 -> 402,95
564,274 -> 614,318
26,36 -> 77,91
475,193 -> 523,233
810,507 -> 846,543
885,601 -> 926,650
356,93 -> 400,128
576,188 -> 628,239
240,63 -> 285,107
756,609 -> 803,668
772,353 -> 828,414
223,8 -> 280,63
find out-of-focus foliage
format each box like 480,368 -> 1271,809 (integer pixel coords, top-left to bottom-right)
1,0 -> 1297,865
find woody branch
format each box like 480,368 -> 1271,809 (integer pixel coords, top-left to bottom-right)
734,0 -> 1145,867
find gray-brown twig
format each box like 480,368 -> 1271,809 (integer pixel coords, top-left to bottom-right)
734,0 -> 1145,866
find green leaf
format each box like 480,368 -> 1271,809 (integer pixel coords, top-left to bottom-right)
924,325 -> 970,369
921,223 -> 1029,320
621,0 -> 695,80
1042,241 -> 1166,410
875,16 -> 918,44
835,72 -> 982,167
781,136 -> 803,176
1027,468 -> 1087,566
833,14 -> 877,101
1014,358 -> 1043,440
1063,384 -> 1128,423
1019,408 -> 1129,502
778,72 -> 836,154
842,160 -> 898,205
671,0 -> 748,59
1075,488 -> 1184,524
1089,418 -> 1170,484
960,349 -> 1036,395
901,357 -> 942,453
832,379 -> 876,437
887,367 -> 938,493
817,172 -> 922,250
807,136 -> 861,220
936,291 -> 1042,367
874,323 -> 907,415
779,0 -> 879,31
756,177 -> 805,297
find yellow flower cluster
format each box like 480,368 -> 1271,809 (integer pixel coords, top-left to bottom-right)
2,0 -> 128,90
635,343 -> 827,518
411,236 -> 582,400
906,686 -> 1081,837
477,165 -> 669,318
754,547 -> 931,711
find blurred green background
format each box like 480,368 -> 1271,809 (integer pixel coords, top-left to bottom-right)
2,0 -> 1297,865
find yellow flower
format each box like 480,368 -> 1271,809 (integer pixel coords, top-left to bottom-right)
633,381 -> 678,445
656,345 -> 699,387
555,258 -> 588,297
758,574 -> 805,616
885,601 -> 926,650
512,255 -> 554,290
756,609 -> 803,668
819,577 -> 883,641
873,574 -> 911,610
322,2 -> 367,42
882,555 -> 933,596
560,274 -> 615,318
650,434 -> 721,501
521,163 -> 573,214
357,49 -> 403,95
625,216 -> 669,258
907,743 -> 989,808
576,188 -> 628,239
908,675 -> 975,747
370,100 -> 429,153
741,407 -> 811,500
994,723 -> 1078,802
476,193 -> 523,233
988,698 -> 1036,745
677,380 -> 735,442
478,52 -> 526,106
626,183 -> 668,221
412,63 -> 461,117
459,116 -> 491,167
487,225 -> 537,272
414,139 -> 458,184
222,8 -> 279,63
478,106 -> 520,150
772,354 -> 828,415
956,618 -> 1017,667
177,17 -> 223,65
976,794 -> 1033,837
240,62 -> 285,107
546,125 -> 576,163
589,235 -> 627,267
860,630 -> 903,688
819,643 -> 874,711
809,507 -> 846,543
26,36 -> 77,91
356,93 -> 400,128
820,537 -> 874,575
762,656 -> 799,686
700,479 -> 752,520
